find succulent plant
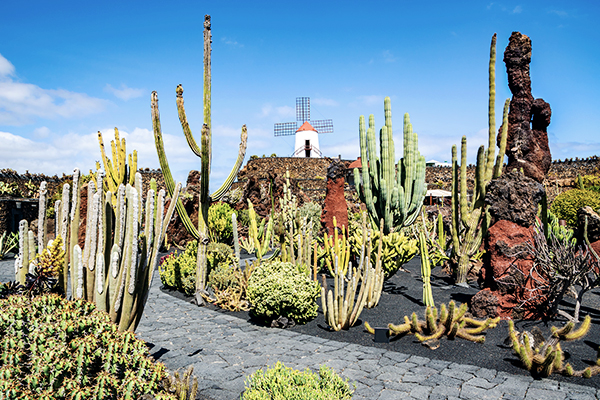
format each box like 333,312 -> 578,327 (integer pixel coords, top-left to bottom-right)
508,316 -> 600,378
365,300 -> 499,346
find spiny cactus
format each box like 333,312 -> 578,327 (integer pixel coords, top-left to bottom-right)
353,97 -> 426,234
321,213 -> 384,331
151,15 -> 248,304
15,172 -> 180,332
508,316 -> 600,378
0,293 -> 179,399
365,300 -> 499,346
96,127 -> 138,208
450,33 -> 510,286
418,228 -> 434,307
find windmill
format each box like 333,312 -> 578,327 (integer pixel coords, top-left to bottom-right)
274,97 -> 333,157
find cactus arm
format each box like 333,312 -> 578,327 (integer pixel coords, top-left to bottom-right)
210,125 -> 248,201
151,90 -> 200,239
175,85 -> 203,158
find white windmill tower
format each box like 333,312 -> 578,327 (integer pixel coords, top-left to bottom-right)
274,97 -> 334,157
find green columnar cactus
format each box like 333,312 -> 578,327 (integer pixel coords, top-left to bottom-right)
365,300 -> 499,346
96,128 -> 137,206
353,98 -> 426,234
419,228 -> 434,307
151,16 -> 248,304
508,316 -> 600,378
450,33 -> 510,286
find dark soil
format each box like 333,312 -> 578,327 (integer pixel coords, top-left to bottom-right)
160,256 -> 600,388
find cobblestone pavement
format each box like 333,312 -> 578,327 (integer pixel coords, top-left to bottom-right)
2,259 -> 599,399
136,280 -> 600,400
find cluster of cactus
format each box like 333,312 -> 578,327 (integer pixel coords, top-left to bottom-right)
349,220 -> 418,280
353,97 -> 426,234
238,200 -> 278,262
96,128 -> 137,208
151,15 -> 248,303
508,316 -> 600,378
14,169 -> 180,332
540,194 -> 576,246
0,293 -> 178,399
321,213 -> 384,331
365,300 -> 499,345
450,33 -> 510,285
419,211 -> 450,267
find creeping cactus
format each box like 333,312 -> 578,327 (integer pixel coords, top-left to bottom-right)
151,15 -> 248,304
365,300 -> 499,346
450,33 -> 510,286
353,98 -> 426,234
508,316 -> 600,378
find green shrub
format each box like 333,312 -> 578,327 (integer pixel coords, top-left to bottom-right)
159,241 -> 234,295
550,189 -> 600,227
242,362 -> 354,400
208,202 -> 236,244
237,209 -> 250,227
0,293 -> 176,399
247,260 -> 320,324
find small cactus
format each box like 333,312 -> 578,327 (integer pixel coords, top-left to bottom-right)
365,300 -> 499,346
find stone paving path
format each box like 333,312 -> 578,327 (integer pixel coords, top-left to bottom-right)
2,259 -> 599,399
136,281 -> 600,400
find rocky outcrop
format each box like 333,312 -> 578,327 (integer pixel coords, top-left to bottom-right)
503,31 -> 552,183
473,220 -> 546,319
485,170 -> 545,227
321,160 -> 348,236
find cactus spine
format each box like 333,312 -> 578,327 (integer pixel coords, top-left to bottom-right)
353,98 -> 426,234
450,33 -> 510,286
151,15 -> 248,303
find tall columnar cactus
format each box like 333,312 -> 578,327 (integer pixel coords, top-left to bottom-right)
15,172 -> 180,332
96,128 -> 138,206
353,98 -> 426,234
450,33 -> 510,286
151,15 -> 248,304
419,228 -> 434,307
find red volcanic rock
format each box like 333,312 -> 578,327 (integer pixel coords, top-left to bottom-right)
503,31 -> 552,183
473,220 -> 548,319
321,160 -> 348,236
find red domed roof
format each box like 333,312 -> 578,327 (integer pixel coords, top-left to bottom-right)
296,121 -> 317,133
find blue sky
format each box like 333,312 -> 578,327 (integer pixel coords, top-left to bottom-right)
1,1 -> 598,190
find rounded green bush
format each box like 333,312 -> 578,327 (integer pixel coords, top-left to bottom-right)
247,261 -> 320,324
0,293 -> 175,399
159,241 -> 234,295
550,189 -> 600,227
242,361 -> 354,400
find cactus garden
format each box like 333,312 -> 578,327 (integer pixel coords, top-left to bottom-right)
2,4 -> 600,400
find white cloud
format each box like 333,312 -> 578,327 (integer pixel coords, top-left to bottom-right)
222,37 -> 244,47
548,9 -> 568,18
357,95 -> 383,106
0,53 -> 15,77
259,104 -> 294,120
0,56 -> 109,126
33,126 -> 51,138
104,84 -> 145,101
512,5 -> 522,13
313,98 -> 338,107
382,50 -> 397,63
